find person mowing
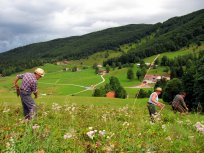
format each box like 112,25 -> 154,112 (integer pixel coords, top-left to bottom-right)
13,68 -> 45,120
172,92 -> 188,113
147,87 -> 164,121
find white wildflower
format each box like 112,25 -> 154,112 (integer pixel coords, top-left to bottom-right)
32,124 -> 40,130
123,121 -> 130,127
88,127 -> 93,130
63,133 -> 73,139
42,111 -> 48,117
162,124 -> 167,131
87,130 -> 96,139
52,103 -> 61,111
6,137 -> 15,153
177,120 -> 183,124
3,108 -> 10,113
194,122 -> 204,134
162,124 -> 166,129
165,136 -> 172,142
99,130 -> 106,137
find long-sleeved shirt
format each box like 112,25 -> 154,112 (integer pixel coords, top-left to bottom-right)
172,94 -> 187,108
17,73 -> 37,94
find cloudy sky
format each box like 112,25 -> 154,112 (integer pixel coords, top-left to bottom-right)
0,0 -> 203,53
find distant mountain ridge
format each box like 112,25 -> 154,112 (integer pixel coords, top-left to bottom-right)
0,9 -> 204,75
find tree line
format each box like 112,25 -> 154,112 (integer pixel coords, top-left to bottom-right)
155,51 -> 204,112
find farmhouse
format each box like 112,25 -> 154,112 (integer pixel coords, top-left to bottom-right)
136,63 -> 155,67
56,60 -> 69,65
143,75 -> 170,84
98,70 -> 107,75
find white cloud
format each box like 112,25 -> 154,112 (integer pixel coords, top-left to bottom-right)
0,0 -> 203,52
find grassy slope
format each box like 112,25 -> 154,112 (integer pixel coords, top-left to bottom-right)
0,96 -> 204,152
1,43 -> 204,152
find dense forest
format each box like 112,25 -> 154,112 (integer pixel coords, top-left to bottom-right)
0,9 -> 204,76
104,9 -> 204,66
154,51 -> 204,112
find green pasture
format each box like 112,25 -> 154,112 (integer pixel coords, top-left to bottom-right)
144,44 -> 204,63
69,50 -> 122,66
1,95 -> 204,152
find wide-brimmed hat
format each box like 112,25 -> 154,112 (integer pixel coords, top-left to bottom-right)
35,68 -> 45,77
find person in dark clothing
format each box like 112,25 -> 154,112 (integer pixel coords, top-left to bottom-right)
172,92 -> 188,113
13,68 -> 45,120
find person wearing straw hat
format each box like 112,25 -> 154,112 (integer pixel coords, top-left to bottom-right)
147,87 -> 164,121
13,68 -> 45,120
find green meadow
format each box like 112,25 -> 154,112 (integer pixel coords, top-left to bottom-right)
1,44 -> 204,152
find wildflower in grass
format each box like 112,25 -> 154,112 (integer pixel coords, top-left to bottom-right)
87,130 -> 96,139
194,122 -> 204,134
88,127 -> 93,130
99,130 -> 106,137
162,124 -> 166,131
63,133 -> 73,139
42,111 -> 48,117
32,124 -> 40,130
122,121 -> 130,127
104,144 -> 115,152
5,137 -> 15,153
177,120 -> 183,124
3,108 -> 10,113
165,136 -> 172,142
107,132 -> 115,139
52,103 -> 61,111
102,114 -> 107,122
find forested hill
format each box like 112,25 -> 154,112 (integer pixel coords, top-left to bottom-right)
104,9 -> 204,66
0,9 -> 204,75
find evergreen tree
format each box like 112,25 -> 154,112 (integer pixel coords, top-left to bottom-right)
162,78 -> 183,103
127,68 -> 134,80
109,76 -> 121,91
138,89 -> 148,98
136,69 -> 142,80
106,65 -> 110,73
116,86 -> 127,99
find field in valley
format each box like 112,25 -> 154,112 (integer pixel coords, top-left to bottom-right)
1,44 -> 204,152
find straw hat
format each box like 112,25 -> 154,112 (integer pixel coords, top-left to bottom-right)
155,87 -> 162,92
35,68 -> 45,77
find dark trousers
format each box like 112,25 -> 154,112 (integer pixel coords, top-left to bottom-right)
20,90 -> 36,119
147,103 -> 156,116
147,103 -> 157,122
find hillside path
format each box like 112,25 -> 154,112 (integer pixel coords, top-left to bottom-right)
68,75 -> 105,96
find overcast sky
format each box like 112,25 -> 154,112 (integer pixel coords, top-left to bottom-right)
0,0 -> 203,53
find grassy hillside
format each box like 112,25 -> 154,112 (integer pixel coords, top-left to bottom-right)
1,96 -> 204,152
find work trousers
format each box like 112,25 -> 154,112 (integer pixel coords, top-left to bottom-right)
20,89 -> 36,120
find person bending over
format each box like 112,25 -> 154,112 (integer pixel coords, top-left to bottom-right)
172,92 -> 188,113
13,68 -> 45,120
